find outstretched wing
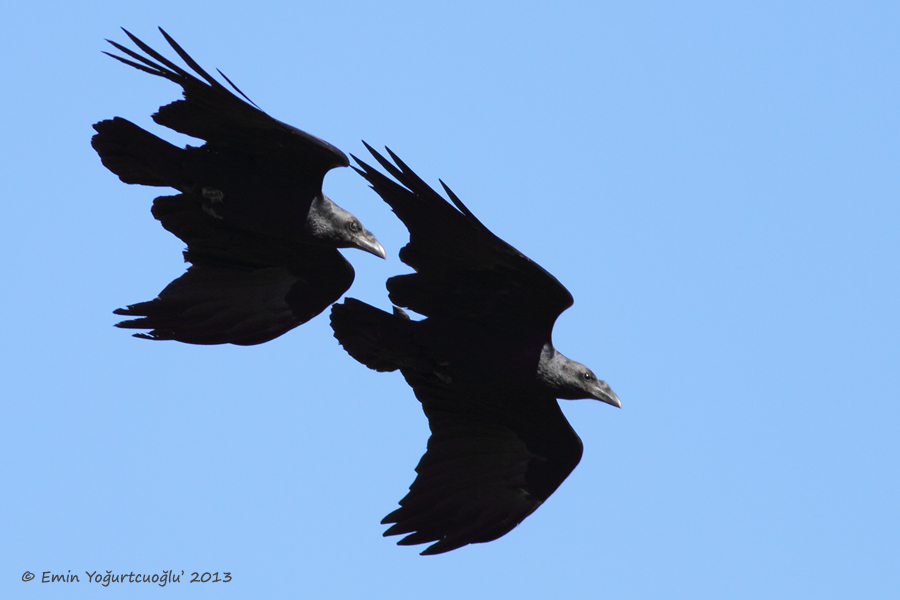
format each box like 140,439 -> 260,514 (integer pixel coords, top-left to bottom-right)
384,378 -> 584,555
114,256 -> 353,346
113,193 -> 354,345
353,144 -> 573,341
99,29 -> 348,240
105,27 -> 348,181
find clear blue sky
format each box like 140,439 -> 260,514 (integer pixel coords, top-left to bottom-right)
2,1 -> 898,598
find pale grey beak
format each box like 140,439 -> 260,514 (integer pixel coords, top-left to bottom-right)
355,230 -> 387,259
594,381 -> 622,408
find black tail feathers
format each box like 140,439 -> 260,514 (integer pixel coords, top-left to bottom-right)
91,117 -> 181,187
330,298 -> 411,373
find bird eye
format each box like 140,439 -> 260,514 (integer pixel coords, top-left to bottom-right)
348,221 -> 361,233
582,372 -> 594,381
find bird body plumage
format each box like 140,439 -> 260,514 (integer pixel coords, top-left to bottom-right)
93,28 -> 384,345
331,145 -> 620,554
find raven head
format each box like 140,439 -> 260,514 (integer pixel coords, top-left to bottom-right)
538,344 -> 621,407
306,195 -> 386,259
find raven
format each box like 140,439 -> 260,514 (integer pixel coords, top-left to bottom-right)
92,28 -> 385,345
331,145 -> 620,555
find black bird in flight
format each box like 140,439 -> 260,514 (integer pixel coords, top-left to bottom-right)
331,144 -> 620,555
92,28 -> 385,345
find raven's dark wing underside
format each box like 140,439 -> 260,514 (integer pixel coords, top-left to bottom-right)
114,253 -> 353,346
352,145 -> 573,341
383,379 -> 584,555
104,28 -> 348,183
114,194 -> 354,345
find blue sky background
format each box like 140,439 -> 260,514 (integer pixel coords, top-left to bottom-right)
2,1 -> 898,598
